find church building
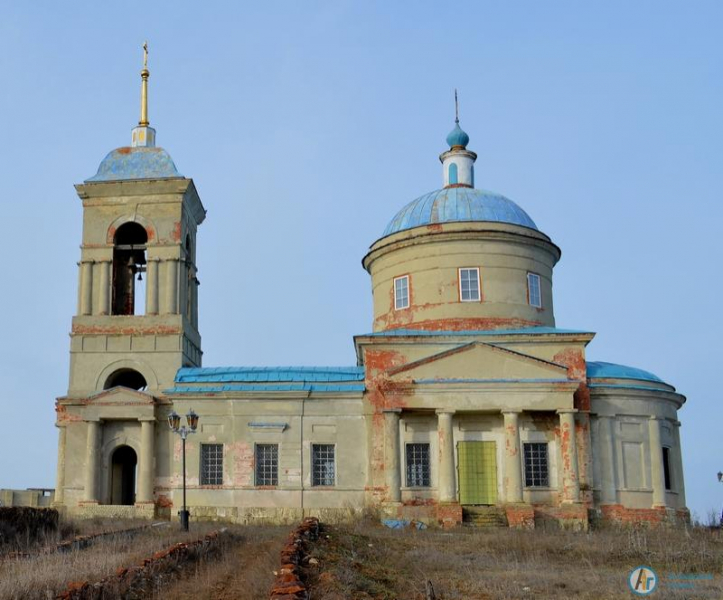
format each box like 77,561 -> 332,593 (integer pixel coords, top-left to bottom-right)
53,52 -> 689,529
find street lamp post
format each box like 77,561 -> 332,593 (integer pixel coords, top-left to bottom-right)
168,408 -> 199,531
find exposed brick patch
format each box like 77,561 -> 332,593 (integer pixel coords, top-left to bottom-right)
598,505 -> 690,527
505,504 -> 535,529
269,517 -> 320,600
435,503 -> 463,528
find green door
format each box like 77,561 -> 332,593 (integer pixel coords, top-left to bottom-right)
458,441 -> 497,505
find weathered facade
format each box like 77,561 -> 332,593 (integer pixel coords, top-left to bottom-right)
53,60 -> 688,528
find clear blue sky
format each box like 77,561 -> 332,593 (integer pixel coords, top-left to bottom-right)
1,1 -> 720,520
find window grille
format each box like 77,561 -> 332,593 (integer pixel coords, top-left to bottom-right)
394,276 -> 409,310
459,268 -> 480,301
527,273 -> 542,308
312,444 -> 336,486
406,443 -> 431,487
524,442 -> 549,487
200,444 -> 223,485
255,444 -> 278,486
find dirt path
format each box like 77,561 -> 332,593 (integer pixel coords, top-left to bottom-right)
156,526 -> 287,600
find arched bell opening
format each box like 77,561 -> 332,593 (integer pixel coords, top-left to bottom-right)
112,222 -> 148,315
104,369 -> 148,391
110,445 -> 137,505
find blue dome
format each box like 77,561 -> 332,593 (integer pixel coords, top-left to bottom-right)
86,146 -> 182,182
446,123 -> 469,148
586,361 -> 664,383
382,187 -> 539,237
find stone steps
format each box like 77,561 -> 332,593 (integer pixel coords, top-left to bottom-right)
462,506 -> 508,527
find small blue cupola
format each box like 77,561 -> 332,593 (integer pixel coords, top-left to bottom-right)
446,122 -> 470,149
439,91 -> 477,188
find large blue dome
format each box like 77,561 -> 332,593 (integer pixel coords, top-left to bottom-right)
86,146 -> 182,182
382,187 -> 539,237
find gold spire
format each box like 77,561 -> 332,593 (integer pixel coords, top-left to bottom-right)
139,41 -> 149,127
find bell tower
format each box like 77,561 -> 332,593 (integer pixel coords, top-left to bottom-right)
68,44 -> 205,398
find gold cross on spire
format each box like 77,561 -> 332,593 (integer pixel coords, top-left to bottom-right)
139,41 -> 150,126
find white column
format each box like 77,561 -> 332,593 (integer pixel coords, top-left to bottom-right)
137,419 -> 155,503
97,259 -> 111,315
649,417 -> 667,508
383,410 -> 402,502
54,425 -> 67,505
436,410 -> 456,503
146,258 -> 159,315
84,420 -> 101,503
597,415 -> 617,504
503,410 -> 523,503
164,258 -> 179,314
79,260 -> 93,316
558,409 -> 580,503
672,421 -> 686,506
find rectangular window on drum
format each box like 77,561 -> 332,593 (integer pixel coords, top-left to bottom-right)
200,444 -> 223,486
527,272 -> 542,308
255,444 -> 278,486
459,268 -> 480,302
312,444 -> 336,486
523,442 -> 549,487
662,447 -> 672,491
394,275 -> 409,310
406,443 -> 431,487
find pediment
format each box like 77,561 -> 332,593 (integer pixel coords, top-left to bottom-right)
86,386 -> 156,405
387,342 -> 569,382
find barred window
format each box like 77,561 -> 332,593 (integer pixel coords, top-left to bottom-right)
312,444 -> 335,486
394,275 -> 409,310
459,268 -> 480,302
527,273 -> 542,308
200,444 -> 223,485
406,443 -> 431,487
255,444 -> 278,486
524,442 -> 549,487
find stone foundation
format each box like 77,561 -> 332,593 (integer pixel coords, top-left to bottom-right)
505,504 -> 535,529
597,504 -> 690,527
70,503 -> 156,520
533,504 -> 589,531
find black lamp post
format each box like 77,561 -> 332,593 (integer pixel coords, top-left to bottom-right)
168,408 -> 199,531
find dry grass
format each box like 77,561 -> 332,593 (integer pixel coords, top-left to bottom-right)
0,521 -> 221,599
308,522 -> 723,599
154,525 -> 288,600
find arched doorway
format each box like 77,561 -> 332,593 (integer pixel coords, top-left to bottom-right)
110,445 -> 137,505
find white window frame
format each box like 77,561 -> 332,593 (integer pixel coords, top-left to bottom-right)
527,272 -> 542,308
393,275 -> 410,310
458,267 -> 481,302
311,443 -> 336,487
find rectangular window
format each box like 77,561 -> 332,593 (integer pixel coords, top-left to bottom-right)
459,268 -> 481,302
527,272 -> 542,308
523,442 -> 549,487
394,275 -> 409,310
662,447 -> 672,491
406,443 -> 431,487
255,444 -> 278,486
312,444 -> 336,486
200,444 -> 223,486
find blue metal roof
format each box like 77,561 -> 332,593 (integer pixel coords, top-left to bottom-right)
86,147 -> 182,182
586,361 -> 663,383
382,187 -> 538,237
167,383 -> 365,394
175,366 -> 364,384
359,327 -> 592,337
